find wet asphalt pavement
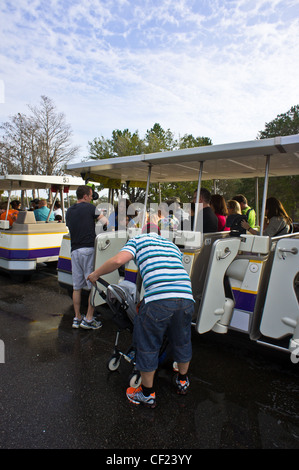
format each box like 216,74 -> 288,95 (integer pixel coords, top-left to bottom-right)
0,266 -> 298,451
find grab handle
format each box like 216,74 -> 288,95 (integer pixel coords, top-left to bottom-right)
278,247 -> 298,255
99,239 -> 111,250
217,247 -> 231,260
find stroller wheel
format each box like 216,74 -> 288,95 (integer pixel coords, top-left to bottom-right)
129,371 -> 142,388
107,354 -> 121,371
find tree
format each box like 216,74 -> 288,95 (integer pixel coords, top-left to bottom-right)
88,129 -> 145,161
28,96 -> 79,175
88,128 -> 147,201
0,95 -> 79,177
88,124 -> 213,203
88,123 -> 211,202
257,105 -> 299,138
0,113 -> 39,174
257,104 -> 299,221
178,134 -> 212,149
216,105 -> 299,221
144,123 -> 176,152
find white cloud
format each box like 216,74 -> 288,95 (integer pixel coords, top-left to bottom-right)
0,0 -> 298,161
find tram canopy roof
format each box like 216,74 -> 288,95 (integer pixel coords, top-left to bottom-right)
0,174 -> 84,192
66,134 -> 299,187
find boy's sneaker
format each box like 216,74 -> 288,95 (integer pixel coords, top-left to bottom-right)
72,318 -> 82,329
126,386 -> 156,408
80,317 -> 102,330
175,375 -> 190,395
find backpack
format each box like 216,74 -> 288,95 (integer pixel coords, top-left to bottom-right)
229,214 -> 247,237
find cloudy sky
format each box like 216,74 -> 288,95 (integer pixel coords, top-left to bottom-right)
0,0 -> 298,162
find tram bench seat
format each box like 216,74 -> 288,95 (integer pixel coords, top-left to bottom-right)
15,211 -> 36,224
11,222 -> 68,233
10,211 -> 67,234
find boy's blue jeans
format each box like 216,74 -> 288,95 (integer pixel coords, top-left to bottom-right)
133,298 -> 194,372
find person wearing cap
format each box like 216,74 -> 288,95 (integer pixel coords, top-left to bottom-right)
87,222 -> 194,408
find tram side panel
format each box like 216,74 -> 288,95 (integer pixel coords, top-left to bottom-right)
193,232 -> 299,353
194,237 -> 241,334
226,236 -> 271,335
90,230 -> 130,307
194,234 -> 271,335
259,236 -> 299,351
176,231 -> 231,320
1,220 -> 68,272
57,224 -> 131,296
57,234 -> 73,291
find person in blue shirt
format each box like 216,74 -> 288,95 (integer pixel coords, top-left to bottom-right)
34,199 -> 55,221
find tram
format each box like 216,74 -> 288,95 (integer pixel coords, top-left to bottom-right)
0,174 -> 84,278
60,134 -> 299,354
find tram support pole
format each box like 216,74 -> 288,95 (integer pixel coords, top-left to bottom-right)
142,164 -> 152,227
193,161 -> 204,231
5,190 -> 11,221
255,177 -> 259,227
260,155 -> 270,235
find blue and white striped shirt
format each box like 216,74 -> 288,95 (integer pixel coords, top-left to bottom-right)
121,233 -> 194,304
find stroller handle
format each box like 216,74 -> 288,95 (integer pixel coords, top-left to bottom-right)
96,277 -> 110,288
92,277 -> 110,301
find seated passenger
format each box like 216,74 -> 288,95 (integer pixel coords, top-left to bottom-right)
210,194 -> 230,231
54,201 -> 62,218
158,202 -> 179,231
0,201 -> 19,226
29,198 -> 40,211
11,200 -> 21,211
167,197 -> 188,225
233,194 -> 256,228
180,202 -> 195,231
108,198 -> 132,231
34,199 -> 55,221
149,211 -> 161,228
241,197 -> 292,236
225,200 -> 242,228
192,189 -> 218,232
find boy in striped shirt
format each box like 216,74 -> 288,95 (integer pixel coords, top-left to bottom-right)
87,223 -> 194,408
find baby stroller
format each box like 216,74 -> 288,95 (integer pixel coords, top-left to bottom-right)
94,277 -> 142,388
94,277 -> 171,388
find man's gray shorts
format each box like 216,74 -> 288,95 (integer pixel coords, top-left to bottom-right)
71,247 -> 94,290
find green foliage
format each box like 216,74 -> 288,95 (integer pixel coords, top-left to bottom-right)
87,123 -> 212,202
145,123 -> 175,152
258,105 -> 299,138
257,104 -> 299,221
